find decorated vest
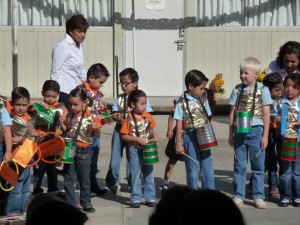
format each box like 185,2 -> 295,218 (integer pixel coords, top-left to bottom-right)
34,102 -> 65,127
10,114 -> 31,139
65,110 -> 96,145
276,98 -> 300,137
116,93 -> 132,124
235,84 -> 264,120
78,83 -> 104,115
177,94 -> 209,129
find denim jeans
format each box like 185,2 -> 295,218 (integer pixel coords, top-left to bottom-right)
5,167 -> 30,215
233,126 -> 265,199
33,158 -> 58,192
128,146 -> 156,203
105,125 -> 131,187
265,128 -> 279,190
63,147 -> 91,207
88,136 -> 101,191
279,144 -> 300,201
183,129 -> 215,190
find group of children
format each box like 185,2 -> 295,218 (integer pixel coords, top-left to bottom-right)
0,40 -> 300,215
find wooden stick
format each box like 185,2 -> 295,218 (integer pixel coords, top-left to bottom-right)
183,153 -> 199,165
255,148 -> 264,158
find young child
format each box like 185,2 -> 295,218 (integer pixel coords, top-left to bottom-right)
32,80 -> 67,195
77,63 -> 110,196
262,73 -> 283,198
276,73 -> 300,207
120,89 -> 158,208
5,87 -> 43,215
174,70 -> 215,191
267,41 -> 300,80
105,68 -> 153,194
0,95 -> 12,163
61,88 -> 101,213
228,57 -> 272,209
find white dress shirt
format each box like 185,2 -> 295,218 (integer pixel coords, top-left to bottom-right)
50,34 -> 86,94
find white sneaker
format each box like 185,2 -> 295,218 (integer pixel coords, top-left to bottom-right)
254,198 -> 266,209
233,197 -> 244,206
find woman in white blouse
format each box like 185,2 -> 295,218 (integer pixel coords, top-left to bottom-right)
50,14 -> 89,108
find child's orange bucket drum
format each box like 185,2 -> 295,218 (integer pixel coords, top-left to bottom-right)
195,123 -> 218,151
281,134 -> 298,162
11,138 -> 41,168
36,132 -> 65,164
0,161 -> 19,191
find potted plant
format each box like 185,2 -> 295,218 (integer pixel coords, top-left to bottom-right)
209,73 -> 225,100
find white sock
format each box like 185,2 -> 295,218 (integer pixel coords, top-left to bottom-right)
162,180 -> 169,186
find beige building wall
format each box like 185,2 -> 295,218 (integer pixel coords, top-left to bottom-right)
0,27 -> 113,98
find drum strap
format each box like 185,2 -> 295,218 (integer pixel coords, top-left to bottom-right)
123,94 -> 127,119
235,82 -> 257,118
131,112 -> 140,137
281,99 -> 300,141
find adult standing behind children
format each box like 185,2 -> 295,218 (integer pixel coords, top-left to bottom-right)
266,41 -> 300,79
105,68 -> 153,194
228,57 -> 272,209
50,14 -> 89,109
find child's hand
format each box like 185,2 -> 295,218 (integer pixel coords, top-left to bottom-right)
112,113 -> 123,123
12,136 -> 22,144
3,151 -> 12,163
59,114 -> 66,123
228,136 -> 234,147
40,102 -> 49,109
136,137 -> 146,145
271,115 -> 281,123
295,120 -> 300,127
166,129 -> 173,139
175,142 -> 184,155
90,122 -> 99,131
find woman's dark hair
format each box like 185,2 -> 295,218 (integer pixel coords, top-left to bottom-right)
276,41 -> 300,69
177,190 -> 246,225
87,63 -> 110,79
11,87 -> 30,104
127,89 -> 146,106
283,73 -> 300,87
262,72 -> 282,90
66,14 -> 89,34
42,80 -> 60,93
119,68 -> 139,83
185,70 -> 209,90
149,186 -> 194,225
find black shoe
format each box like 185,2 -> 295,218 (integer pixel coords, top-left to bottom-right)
131,202 -> 141,208
279,200 -> 289,207
91,192 -> 97,198
109,185 -> 120,194
83,205 -> 95,213
293,199 -> 300,207
33,187 -> 44,195
145,201 -> 156,207
91,188 -> 107,196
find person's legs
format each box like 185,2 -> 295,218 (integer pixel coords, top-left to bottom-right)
142,162 -> 156,203
199,150 -> 215,190
292,146 -> 300,203
45,160 -> 59,192
279,159 -> 292,202
33,160 -> 46,194
129,146 -> 142,204
162,158 -> 177,190
63,163 -> 77,207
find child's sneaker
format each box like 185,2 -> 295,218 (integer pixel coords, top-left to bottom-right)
292,199 -> 300,207
268,188 -> 280,198
254,198 -> 266,209
279,199 -> 289,207
161,185 -> 169,195
233,197 -> 244,206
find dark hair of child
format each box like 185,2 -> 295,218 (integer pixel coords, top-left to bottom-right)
11,87 -> 30,104
276,41 -> 300,69
119,68 -> 139,82
283,73 -> 300,87
262,72 -> 283,90
127,89 -> 146,107
87,63 -> 110,79
66,14 -> 89,34
42,80 -> 60,93
69,88 -> 88,102
185,70 -> 209,90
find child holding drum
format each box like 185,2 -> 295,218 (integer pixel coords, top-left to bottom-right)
274,73 -> 300,207
120,89 -> 158,208
228,57 -> 272,209
77,63 -> 110,197
5,87 -> 44,215
60,88 -> 101,213
0,95 -> 12,163
31,80 -> 67,195
174,70 -> 216,191
105,68 -> 153,194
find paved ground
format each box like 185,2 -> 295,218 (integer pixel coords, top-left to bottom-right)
47,114 -> 299,225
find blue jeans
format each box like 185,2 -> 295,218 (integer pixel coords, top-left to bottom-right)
63,147 -> 91,207
279,144 -> 300,201
105,125 -> 131,187
88,136 -> 101,191
265,129 -> 279,190
233,126 -> 265,199
128,146 -> 155,203
5,167 -> 30,215
183,129 -> 215,190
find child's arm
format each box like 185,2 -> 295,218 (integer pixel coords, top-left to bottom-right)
175,120 -> 184,154
90,121 -> 101,136
228,105 -> 236,147
150,128 -> 159,142
261,105 -> 270,150
2,126 -> 12,163
166,114 -> 174,139
121,134 -> 146,145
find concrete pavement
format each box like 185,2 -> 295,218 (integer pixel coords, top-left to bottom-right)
61,115 -> 300,225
